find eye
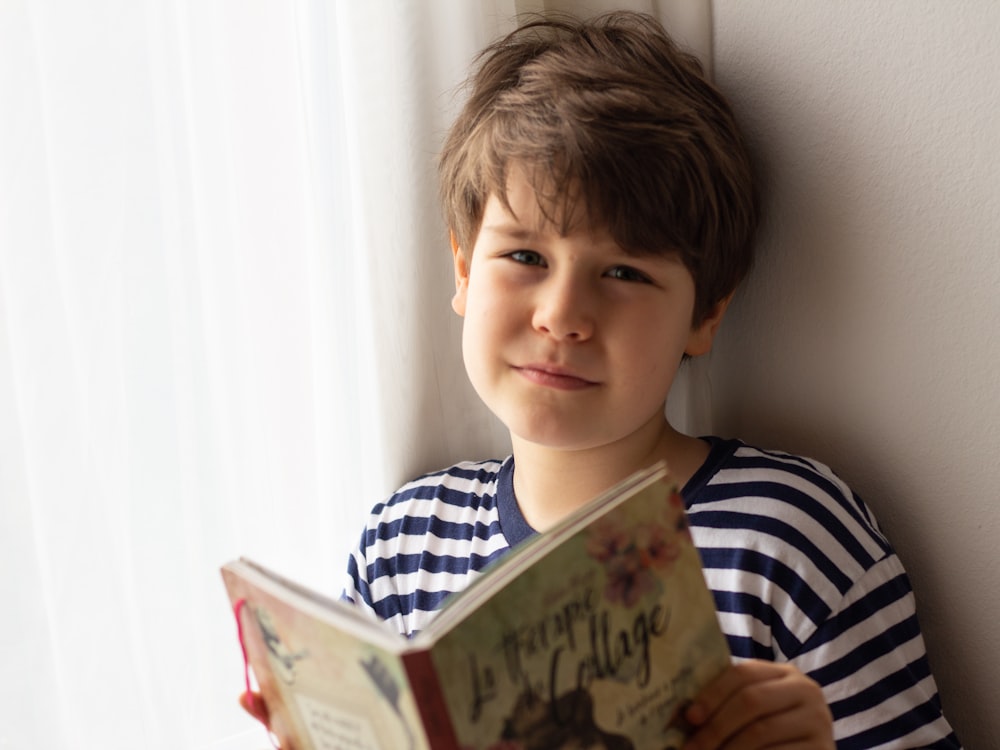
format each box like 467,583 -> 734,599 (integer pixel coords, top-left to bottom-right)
605,265 -> 652,283
506,250 -> 545,266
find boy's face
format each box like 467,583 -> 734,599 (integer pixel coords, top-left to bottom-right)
451,168 -> 727,454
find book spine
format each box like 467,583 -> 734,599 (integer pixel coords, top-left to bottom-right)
402,650 -> 460,750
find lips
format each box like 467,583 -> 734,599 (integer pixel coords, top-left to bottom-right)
514,364 -> 598,390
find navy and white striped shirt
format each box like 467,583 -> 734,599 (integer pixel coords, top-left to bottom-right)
344,437 -> 961,748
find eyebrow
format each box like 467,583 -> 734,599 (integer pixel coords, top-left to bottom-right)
480,216 -> 684,265
479,223 -> 541,241
480,221 -> 673,261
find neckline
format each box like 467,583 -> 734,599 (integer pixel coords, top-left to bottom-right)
496,436 -> 742,546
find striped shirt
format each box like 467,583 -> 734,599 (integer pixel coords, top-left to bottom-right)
344,437 -> 961,748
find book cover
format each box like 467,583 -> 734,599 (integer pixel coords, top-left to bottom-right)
222,462 -> 730,750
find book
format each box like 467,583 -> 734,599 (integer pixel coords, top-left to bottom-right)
221,461 -> 731,750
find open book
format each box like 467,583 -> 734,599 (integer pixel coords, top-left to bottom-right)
221,462 -> 730,750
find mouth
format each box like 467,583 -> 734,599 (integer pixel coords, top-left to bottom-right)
513,364 -> 598,391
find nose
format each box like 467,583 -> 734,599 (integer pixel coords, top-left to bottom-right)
531,272 -> 595,342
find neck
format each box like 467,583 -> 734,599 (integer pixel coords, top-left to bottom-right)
509,417 -> 709,531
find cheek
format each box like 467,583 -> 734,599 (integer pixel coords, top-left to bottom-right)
621,320 -> 689,385
460,296 -> 503,371
465,275 -> 521,334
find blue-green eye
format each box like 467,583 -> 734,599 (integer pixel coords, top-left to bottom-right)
507,250 -> 545,266
606,265 -> 651,283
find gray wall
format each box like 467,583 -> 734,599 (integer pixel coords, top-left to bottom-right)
709,3 -> 999,746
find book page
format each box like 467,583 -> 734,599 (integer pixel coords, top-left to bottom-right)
293,695 -> 383,750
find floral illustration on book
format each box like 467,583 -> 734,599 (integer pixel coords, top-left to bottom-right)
587,489 -> 690,612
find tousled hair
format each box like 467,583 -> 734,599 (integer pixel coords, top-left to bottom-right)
438,11 -> 759,324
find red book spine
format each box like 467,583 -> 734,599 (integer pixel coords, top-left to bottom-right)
402,649 -> 461,750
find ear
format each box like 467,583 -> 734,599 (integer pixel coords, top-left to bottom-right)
684,294 -> 732,357
450,230 -> 470,317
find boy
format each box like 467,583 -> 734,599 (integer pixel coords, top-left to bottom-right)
244,11 -> 960,749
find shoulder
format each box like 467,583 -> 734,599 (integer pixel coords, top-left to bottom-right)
686,438 -> 896,657
359,457 -> 512,552
344,457 -> 514,635
687,437 -> 892,570
373,458 -> 508,512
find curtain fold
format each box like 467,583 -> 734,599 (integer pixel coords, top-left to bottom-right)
0,1 -> 708,746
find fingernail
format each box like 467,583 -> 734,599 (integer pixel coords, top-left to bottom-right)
685,701 -> 706,725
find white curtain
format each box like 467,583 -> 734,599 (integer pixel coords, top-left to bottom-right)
0,1 -> 706,747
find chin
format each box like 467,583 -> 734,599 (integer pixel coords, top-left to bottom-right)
510,423 -> 609,453
495,402 -> 617,452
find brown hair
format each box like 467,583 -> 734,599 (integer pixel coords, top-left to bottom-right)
438,11 -> 759,324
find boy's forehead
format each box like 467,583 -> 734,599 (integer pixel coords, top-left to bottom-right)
489,166 -> 599,239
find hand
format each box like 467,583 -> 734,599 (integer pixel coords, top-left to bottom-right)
682,660 -> 834,749
239,690 -> 298,750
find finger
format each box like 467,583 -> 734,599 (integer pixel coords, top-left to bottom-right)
240,690 -> 303,750
683,662 -> 832,750
686,661 -> 794,726
691,699 -> 833,750
239,690 -> 270,725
